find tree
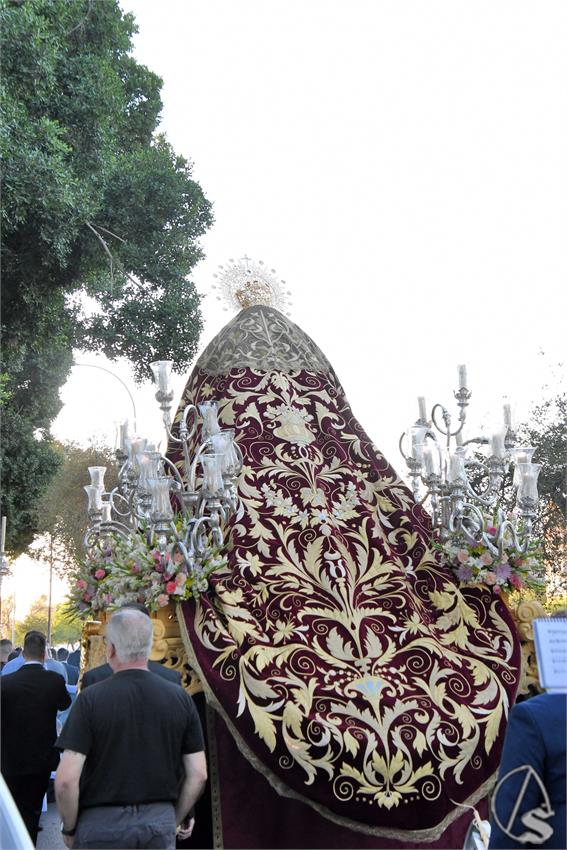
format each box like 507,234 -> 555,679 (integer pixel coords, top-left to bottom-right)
14,596 -> 82,645
0,594 -> 15,641
518,391 -> 566,600
14,596 -> 49,644
468,388 -> 566,602
0,0 -> 213,554
52,604 -> 83,645
34,441 -> 119,575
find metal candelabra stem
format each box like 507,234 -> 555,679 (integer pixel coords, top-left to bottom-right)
400,366 -> 541,560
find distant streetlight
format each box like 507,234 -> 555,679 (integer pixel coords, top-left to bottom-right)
74,362 -> 138,432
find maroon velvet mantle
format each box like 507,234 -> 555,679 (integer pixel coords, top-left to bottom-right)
174,364 -> 521,845
209,706 -> 490,849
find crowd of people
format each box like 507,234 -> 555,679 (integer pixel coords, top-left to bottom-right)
0,604 -> 564,850
1,605 -> 206,850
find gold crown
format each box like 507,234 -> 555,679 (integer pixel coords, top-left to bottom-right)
212,256 -> 292,314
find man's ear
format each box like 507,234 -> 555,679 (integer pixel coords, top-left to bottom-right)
106,641 -> 116,661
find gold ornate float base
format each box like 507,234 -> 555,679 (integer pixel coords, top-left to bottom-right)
80,605 -> 202,695
80,595 -> 545,700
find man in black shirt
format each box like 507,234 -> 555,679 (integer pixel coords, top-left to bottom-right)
54,608 -> 206,849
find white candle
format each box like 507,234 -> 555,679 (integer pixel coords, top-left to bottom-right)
517,463 -> 542,502
458,364 -> 467,389
129,437 -> 147,462
88,466 -> 106,490
101,503 -> 113,524
1,516 -> 6,552
417,397 -> 427,422
423,446 -> 436,475
455,430 -> 464,447
491,433 -> 506,459
448,451 -> 467,484
119,420 -> 130,452
150,361 -> 172,395
503,403 -> 512,428
410,426 -> 427,462
84,485 -> 103,511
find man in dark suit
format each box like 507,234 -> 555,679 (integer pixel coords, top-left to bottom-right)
1,630 -> 71,844
81,603 -> 182,689
82,656 -> 181,688
489,692 -> 566,849
56,647 -> 79,685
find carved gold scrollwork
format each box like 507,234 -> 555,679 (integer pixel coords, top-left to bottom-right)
82,594 -> 543,701
507,598 -> 546,696
81,606 -> 202,696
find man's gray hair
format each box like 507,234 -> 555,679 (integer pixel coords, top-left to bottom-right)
106,608 -> 153,663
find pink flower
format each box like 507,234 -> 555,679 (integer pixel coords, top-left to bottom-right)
157,593 -> 169,607
175,573 -> 187,586
76,579 -> 88,590
94,569 -> 106,580
510,573 -> 523,589
131,563 -> 141,574
164,573 -> 173,582
155,562 -> 165,573
484,571 -> 497,585
480,552 -> 493,566
457,549 -> 470,564
166,581 -> 177,594
83,592 -> 92,602
487,526 -> 497,536
493,585 -> 502,594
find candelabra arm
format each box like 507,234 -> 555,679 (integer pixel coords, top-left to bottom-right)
159,401 -> 198,449
431,403 -> 452,441
108,489 -> 134,519
188,441 -> 211,492
462,462 -> 500,508
399,432 -> 409,462
160,455 -> 185,488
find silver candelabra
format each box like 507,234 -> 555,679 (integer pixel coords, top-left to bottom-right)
400,365 -> 541,561
83,361 -> 242,586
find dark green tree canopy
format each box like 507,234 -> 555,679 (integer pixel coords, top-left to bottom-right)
1,0 -> 213,553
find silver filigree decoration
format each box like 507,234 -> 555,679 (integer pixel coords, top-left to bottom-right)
212,256 -> 292,314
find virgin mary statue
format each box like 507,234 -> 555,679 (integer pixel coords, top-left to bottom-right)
171,264 -> 521,849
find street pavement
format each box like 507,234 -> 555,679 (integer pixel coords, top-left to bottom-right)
37,802 -> 65,850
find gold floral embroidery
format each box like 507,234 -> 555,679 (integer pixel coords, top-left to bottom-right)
173,365 -> 520,834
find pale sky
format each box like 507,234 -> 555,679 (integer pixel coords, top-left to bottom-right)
10,1 -> 566,619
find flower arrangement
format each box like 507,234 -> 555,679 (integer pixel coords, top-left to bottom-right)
68,525 -> 226,619
436,525 -> 543,595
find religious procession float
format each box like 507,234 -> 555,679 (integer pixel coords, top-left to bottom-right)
71,259 -> 547,849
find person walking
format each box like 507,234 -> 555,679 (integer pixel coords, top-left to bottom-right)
0,638 -> 13,670
0,630 -> 71,844
56,648 -> 79,686
55,607 -> 207,849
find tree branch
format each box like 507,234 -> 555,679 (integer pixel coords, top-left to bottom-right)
66,0 -> 94,37
85,221 -> 145,296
